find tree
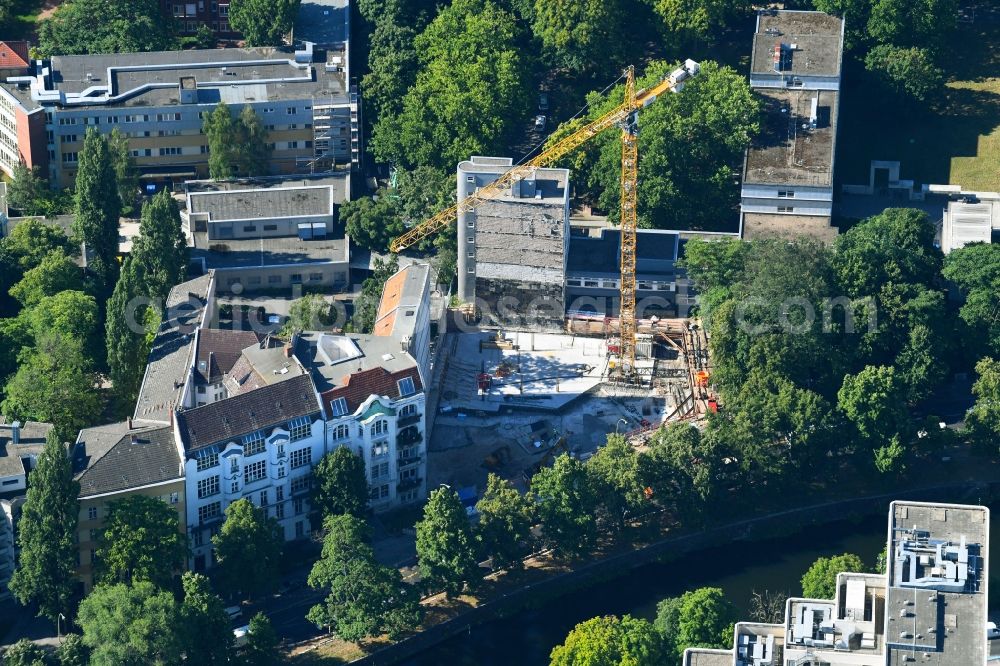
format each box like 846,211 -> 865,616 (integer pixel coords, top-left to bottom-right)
228,0 -> 301,46
2,333 -> 102,443
341,195 -> 405,253
866,0 -> 958,55
475,473 -> 534,570
55,634 -> 89,666
74,128 -> 122,292
96,495 -> 187,588
27,290 -> 102,366
943,244 -> 1000,358
108,127 -> 139,216
363,21 -> 421,121
549,615 -> 667,666
0,218 -> 77,273
311,446 -> 368,522
864,45 -> 944,102
2,639 -> 48,666
77,581 -> 181,666
204,102 -> 237,180
530,453 -> 598,556
965,357 -> 1000,452
642,422 -> 724,518
37,0 -> 176,55
654,587 -> 736,658
8,432 -> 79,626
415,486 -> 481,596
837,365 -> 910,464
371,0 -> 532,170
307,514 -> 421,640
105,257 -> 150,406
801,553 -> 866,599
236,105 -> 271,176
531,0 -> 629,74
586,434 -> 646,531
351,255 -> 399,333
179,572 -> 233,666
650,0 -> 750,45
131,190 -> 188,301
8,250 -> 84,308
557,60 -> 760,231
7,162 -> 46,216
243,613 -> 281,666
284,294 -> 338,335
212,498 -> 283,601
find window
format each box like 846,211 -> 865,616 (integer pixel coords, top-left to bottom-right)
198,501 -> 221,524
400,403 -> 416,418
288,123 -> 298,129
399,467 -> 417,481
468,251 -> 475,258
330,398 -> 348,417
583,280 -> 599,288
291,475 -> 311,494
289,447 -> 312,469
286,107 -> 296,115
309,273 -> 323,282
467,221 -> 475,228
59,117 -> 77,125
277,442 -> 285,458
87,506 -> 98,520
193,530 -> 203,547
372,420 -> 388,436
370,462 -> 389,482
276,486 -> 284,502
399,489 -> 419,503
61,134 -> 77,143
196,452 -> 219,471
197,475 -> 220,499
777,190 -> 795,198
332,424 -> 349,440
169,492 -> 179,504
397,377 -> 416,397
263,224 -> 278,231
243,225 -> 256,232
62,152 -> 78,163
275,502 -> 285,519
290,273 -> 302,283
259,490 -> 268,507
230,480 -> 239,493
369,484 -> 389,500
230,457 -> 239,473
777,206 -> 794,213
242,430 -> 265,457
293,498 -> 304,515
268,275 -> 282,284
244,459 -> 266,484
372,441 -> 389,458
159,147 -> 182,156
288,416 -> 311,441
467,236 -> 474,243
295,519 -> 305,537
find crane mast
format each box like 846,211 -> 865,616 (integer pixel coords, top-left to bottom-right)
388,60 -> 701,382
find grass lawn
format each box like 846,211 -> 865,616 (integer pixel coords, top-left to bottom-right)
836,20 -> 1000,191
3,0 -> 57,41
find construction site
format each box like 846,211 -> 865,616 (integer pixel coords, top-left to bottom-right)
381,60 -> 720,491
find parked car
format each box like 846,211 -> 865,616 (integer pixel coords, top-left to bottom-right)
538,92 -> 549,112
225,605 -> 243,622
534,115 -> 547,132
233,624 -> 251,648
987,622 -> 999,639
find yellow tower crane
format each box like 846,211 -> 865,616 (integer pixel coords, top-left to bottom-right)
389,59 -> 701,379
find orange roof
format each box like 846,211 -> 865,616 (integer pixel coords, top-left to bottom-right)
0,42 -> 30,69
373,268 -> 408,337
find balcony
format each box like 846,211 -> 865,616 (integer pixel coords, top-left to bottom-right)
398,454 -> 422,468
398,412 -> 422,428
397,477 -> 422,492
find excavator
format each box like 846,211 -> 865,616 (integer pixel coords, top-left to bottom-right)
389,60 -> 701,381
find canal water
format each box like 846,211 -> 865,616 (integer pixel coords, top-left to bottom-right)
400,511 -> 900,666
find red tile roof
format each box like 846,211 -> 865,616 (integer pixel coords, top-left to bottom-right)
0,42 -> 30,69
373,268 -> 408,337
194,329 -> 261,383
321,366 -> 422,415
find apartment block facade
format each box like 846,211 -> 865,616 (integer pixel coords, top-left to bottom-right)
0,43 -> 360,188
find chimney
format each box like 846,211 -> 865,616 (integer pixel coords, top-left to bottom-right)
127,416 -> 133,430
11,421 -> 20,446
284,343 -> 292,358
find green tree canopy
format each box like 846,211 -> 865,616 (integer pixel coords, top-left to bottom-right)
131,190 -> 188,301
801,553 -> 866,599
371,0 -> 532,170
351,255 -> 399,333
55,634 -> 89,666
2,639 -> 48,666
307,514 -> 421,640
586,434 -> 646,531
9,250 -> 84,308
2,333 -> 102,443
530,453 -> 598,556
531,0 -> 629,73
108,127 -> 139,216
8,432 -> 79,625
649,0 -> 750,44
549,614 -> 667,666
553,60 -> 760,231
311,446 -> 369,521
654,587 -> 736,658
475,473 -> 534,570
965,357 -> 1000,453
837,365 -> 910,461
642,422 -> 725,518
38,0 -> 177,55
179,572 -> 233,666
204,102 -> 237,180
244,613 -> 281,666
943,243 -> 1000,358
0,218 -> 77,273
96,495 -> 187,588
6,162 -> 47,216
74,128 -> 122,292
236,105 -> 271,176
27,290 -> 101,366
104,257 -> 153,406
212,498 -> 283,601
77,581 -> 181,666
866,0 -> 957,55
228,0 -> 301,46
416,486 -> 481,596
864,45 -> 944,102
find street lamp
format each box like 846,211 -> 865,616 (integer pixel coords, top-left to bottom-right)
615,418 -> 628,434
57,612 -> 66,638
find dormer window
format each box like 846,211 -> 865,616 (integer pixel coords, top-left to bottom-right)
329,397 -> 348,417
397,377 -> 416,397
